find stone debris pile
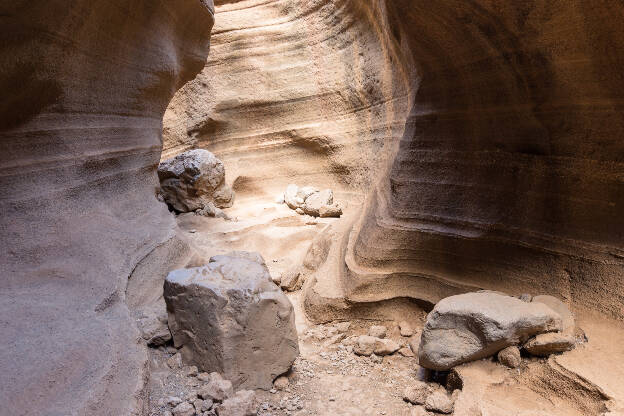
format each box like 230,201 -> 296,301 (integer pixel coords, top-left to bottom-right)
158,369 -> 257,416
277,184 -> 342,217
418,291 -> 584,371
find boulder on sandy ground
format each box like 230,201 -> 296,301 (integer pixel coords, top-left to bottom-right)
497,346 -> 522,368
217,390 -> 256,416
158,149 -> 234,212
302,189 -> 333,216
319,203 -> 342,218
418,292 -> 562,370
164,252 -> 299,389
523,332 -> 576,356
425,390 -> 454,414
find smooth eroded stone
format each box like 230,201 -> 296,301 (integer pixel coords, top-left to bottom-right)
284,184 -> 300,209
523,332 -> 576,356
418,292 -> 562,370
497,346 -> 522,368
164,253 -> 299,389
302,189 -> 333,217
374,338 -> 401,356
158,149 -> 234,212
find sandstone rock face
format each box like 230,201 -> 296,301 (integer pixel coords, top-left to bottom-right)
163,0 -> 410,199
164,253 -> 299,389
158,149 -> 234,212
295,0 -> 624,322
418,292 -> 562,370
0,1 -> 214,414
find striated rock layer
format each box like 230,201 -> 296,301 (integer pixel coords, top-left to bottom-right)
0,1 -> 214,414
163,1 -> 624,319
341,0 -> 624,319
163,0 -> 411,198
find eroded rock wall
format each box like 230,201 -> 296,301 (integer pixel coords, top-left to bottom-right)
163,0 -> 411,198
344,0 -> 624,318
0,1 -> 214,414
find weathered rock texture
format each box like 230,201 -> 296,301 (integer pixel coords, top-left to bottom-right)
158,148 -> 234,212
0,1 -> 214,414
164,253 -> 298,390
298,0 -> 624,321
163,0 -> 411,198
418,292 -> 562,370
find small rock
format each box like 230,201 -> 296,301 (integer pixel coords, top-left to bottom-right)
198,373 -> 234,402
369,325 -> 387,338
273,376 -> 289,391
323,333 -> 346,348
295,207 -> 304,215
280,268 -> 302,292
353,335 -> 377,356
524,332 -> 576,356
399,321 -> 414,337
374,338 -> 401,356
399,347 -> 415,357
198,372 -> 211,382
193,399 -> 205,412
424,390 -> 454,414
202,399 -> 214,412
216,390 -> 256,416
302,189 -> 333,216
167,352 -> 183,369
403,381 -> 431,405
163,411 -> 173,416
497,346 -> 522,368
319,204 -> 342,218
297,186 -> 320,201
172,402 -> 195,416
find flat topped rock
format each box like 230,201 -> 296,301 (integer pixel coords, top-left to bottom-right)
419,291 -> 562,370
164,252 -> 298,389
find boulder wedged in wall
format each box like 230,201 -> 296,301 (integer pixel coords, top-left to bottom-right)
0,1 -> 214,414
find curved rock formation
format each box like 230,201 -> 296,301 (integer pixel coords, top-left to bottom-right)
0,1 -> 214,414
163,0 -> 411,198
306,0 -> 624,321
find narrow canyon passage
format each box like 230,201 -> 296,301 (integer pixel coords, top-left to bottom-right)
2,1 -> 624,415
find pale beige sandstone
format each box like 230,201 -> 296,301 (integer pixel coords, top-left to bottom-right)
0,1 -> 214,414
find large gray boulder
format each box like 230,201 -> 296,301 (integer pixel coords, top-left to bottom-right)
164,252 -> 298,389
158,149 -> 234,212
418,292 -> 562,370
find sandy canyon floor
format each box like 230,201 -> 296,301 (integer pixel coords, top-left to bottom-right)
142,194 -> 624,416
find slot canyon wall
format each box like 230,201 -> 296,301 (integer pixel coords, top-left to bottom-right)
163,0 -> 412,199
165,0 -> 624,320
0,1 -> 214,414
